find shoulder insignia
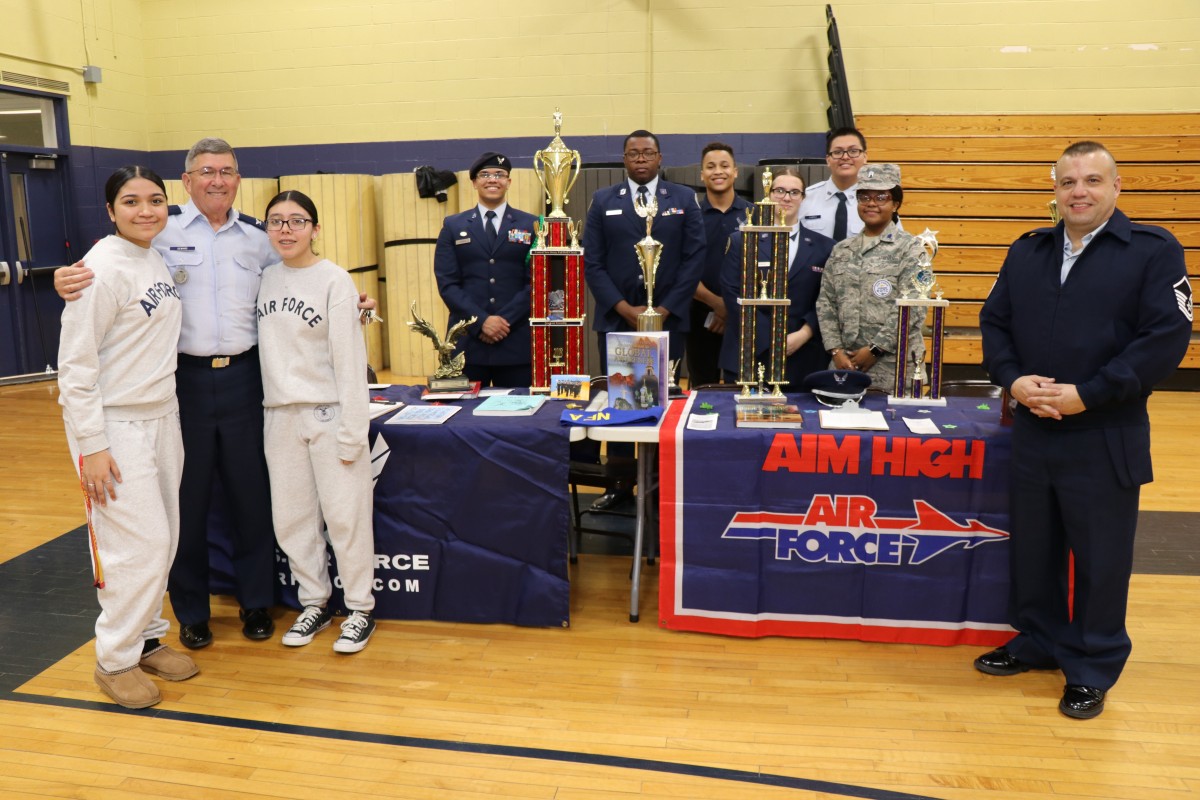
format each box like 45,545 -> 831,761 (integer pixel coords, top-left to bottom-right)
168,205 -> 183,216
1129,222 -> 1179,243
238,212 -> 265,231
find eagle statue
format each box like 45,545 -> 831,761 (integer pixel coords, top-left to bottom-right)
406,302 -> 477,379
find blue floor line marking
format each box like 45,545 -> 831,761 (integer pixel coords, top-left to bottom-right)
4,690 -> 940,800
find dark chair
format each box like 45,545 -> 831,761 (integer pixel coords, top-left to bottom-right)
566,376 -> 646,565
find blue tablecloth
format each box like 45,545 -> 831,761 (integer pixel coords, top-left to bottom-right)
659,391 -> 1014,645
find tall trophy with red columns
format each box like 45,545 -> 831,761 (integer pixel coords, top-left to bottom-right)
529,110 -> 586,393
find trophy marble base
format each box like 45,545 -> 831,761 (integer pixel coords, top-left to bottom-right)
428,375 -> 472,392
887,394 -> 947,407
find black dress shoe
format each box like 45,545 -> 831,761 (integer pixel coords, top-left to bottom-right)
239,608 -> 275,640
973,646 -> 1038,676
178,622 -> 213,650
1059,684 -> 1106,719
590,480 -> 634,512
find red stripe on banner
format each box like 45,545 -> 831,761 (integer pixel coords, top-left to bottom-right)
660,613 -> 1011,647
657,393 -> 693,628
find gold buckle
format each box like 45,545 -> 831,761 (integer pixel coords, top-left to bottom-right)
211,356 -> 231,368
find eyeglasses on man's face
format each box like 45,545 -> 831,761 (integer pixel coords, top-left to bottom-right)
265,217 -> 313,231
475,171 -> 509,181
828,148 -> 865,159
186,167 -> 239,180
770,187 -> 804,199
856,191 -> 893,205
624,150 -> 659,162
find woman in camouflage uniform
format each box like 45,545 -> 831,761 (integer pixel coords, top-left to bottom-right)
815,163 -> 926,392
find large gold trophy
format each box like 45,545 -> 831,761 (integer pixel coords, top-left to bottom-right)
734,168 -> 791,404
632,193 -> 664,332
889,229 -> 947,406
529,110 -> 587,392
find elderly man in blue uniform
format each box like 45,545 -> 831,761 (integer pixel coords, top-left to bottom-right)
433,152 -> 536,388
583,130 -> 705,508
976,141 -> 1192,719
55,137 -> 376,650
690,142 -> 752,388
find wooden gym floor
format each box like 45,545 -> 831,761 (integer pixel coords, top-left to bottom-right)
2,379 -> 1198,800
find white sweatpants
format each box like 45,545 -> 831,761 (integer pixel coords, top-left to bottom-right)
67,412 -> 184,673
264,404 -> 375,613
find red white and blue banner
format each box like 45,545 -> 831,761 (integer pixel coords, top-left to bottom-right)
659,392 -> 1015,646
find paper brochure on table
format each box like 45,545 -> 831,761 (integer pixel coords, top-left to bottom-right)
369,400 -> 405,420
385,405 -> 461,425
903,417 -> 941,435
818,408 -> 889,431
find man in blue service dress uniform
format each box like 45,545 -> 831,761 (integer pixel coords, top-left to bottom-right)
976,141 -> 1193,719
433,152 -> 536,388
583,130 -> 705,508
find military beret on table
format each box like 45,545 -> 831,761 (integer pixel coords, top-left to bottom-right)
802,369 -> 872,407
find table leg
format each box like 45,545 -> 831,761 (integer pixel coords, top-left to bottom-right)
629,441 -> 655,623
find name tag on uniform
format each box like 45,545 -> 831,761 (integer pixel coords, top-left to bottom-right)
803,215 -> 821,221
169,246 -> 196,251
456,237 -> 471,245
606,209 -> 622,216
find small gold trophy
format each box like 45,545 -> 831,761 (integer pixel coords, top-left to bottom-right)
533,109 -> 583,219
633,191 -> 664,332
734,168 -> 791,404
406,302 -> 476,391
1047,164 -> 1061,225
889,228 -> 948,406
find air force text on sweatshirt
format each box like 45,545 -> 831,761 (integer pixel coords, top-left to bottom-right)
256,259 -> 370,462
58,235 -> 183,456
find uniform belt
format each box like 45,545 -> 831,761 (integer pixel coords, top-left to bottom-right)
178,347 -> 256,369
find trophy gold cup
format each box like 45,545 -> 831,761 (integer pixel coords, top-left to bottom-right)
889,228 -> 948,406
529,110 -> 587,392
632,192 -> 664,332
733,168 -> 791,404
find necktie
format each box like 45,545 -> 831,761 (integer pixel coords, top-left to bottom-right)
485,210 -> 497,249
833,192 -> 848,242
637,184 -> 649,206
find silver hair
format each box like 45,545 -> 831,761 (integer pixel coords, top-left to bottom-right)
184,137 -> 238,172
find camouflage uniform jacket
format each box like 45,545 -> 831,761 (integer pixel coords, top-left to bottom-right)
815,221 -> 926,391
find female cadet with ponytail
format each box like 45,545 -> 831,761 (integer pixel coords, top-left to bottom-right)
58,165 -> 199,709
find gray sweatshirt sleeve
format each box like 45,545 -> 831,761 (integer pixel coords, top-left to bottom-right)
328,278 -> 370,462
58,280 -> 121,455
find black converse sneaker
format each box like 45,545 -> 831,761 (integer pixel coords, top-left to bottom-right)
282,605 -> 333,647
332,610 -> 375,653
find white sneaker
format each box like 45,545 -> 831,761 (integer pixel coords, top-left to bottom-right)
281,605 -> 332,647
332,611 -> 375,654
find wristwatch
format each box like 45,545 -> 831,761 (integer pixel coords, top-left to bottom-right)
868,344 -> 885,358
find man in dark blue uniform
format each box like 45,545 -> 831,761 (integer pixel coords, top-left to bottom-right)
583,130 -> 706,366
690,142 -> 752,388
583,130 -> 705,508
433,152 -> 536,388
976,141 -> 1193,719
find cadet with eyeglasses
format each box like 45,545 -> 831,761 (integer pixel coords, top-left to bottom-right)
799,127 -> 871,243
54,137 -> 376,651
815,163 -> 925,392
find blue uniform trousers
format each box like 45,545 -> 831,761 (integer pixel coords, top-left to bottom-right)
169,349 -> 277,623
1005,415 -> 1142,689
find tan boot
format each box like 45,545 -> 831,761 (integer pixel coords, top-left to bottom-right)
139,644 -> 199,681
94,666 -> 161,709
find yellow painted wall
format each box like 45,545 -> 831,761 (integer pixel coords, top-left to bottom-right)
0,0 -> 148,150
1,0 -> 1198,152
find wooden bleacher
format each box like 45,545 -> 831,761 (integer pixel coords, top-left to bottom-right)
857,113 -> 1200,371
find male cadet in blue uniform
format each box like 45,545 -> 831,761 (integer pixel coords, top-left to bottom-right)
689,142 -> 752,387
976,141 -> 1193,719
583,130 -> 705,508
55,137 -> 377,650
433,152 -> 536,388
